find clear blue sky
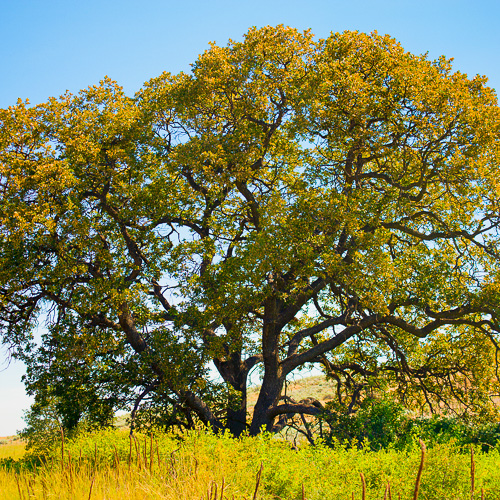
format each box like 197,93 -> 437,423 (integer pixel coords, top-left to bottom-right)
1,0 -> 499,435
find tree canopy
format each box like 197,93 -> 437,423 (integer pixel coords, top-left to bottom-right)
1,26 -> 500,437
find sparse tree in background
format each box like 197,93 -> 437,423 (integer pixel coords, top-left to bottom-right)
2,26 -> 500,438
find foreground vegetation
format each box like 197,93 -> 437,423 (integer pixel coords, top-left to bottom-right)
2,428 -> 500,499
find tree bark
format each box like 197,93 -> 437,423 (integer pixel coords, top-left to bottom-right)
249,370 -> 285,434
214,352 -> 248,436
249,297 -> 284,434
213,352 -> 262,436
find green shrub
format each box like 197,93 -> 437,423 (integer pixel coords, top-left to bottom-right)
323,397 -> 500,452
323,397 -> 412,450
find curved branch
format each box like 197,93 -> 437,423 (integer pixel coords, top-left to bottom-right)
267,402 -> 322,419
286,315 -> 346,358
281,316 -> 380,375
118,302 -> 224,431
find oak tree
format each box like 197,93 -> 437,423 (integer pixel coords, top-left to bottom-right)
2,26 -> 500,436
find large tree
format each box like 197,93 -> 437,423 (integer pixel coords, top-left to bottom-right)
2,26 -> 500,436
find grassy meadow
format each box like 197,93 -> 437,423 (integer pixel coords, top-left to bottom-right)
0,436 -> 25,461
1,428 -> 500,499
3,378 -> 500,499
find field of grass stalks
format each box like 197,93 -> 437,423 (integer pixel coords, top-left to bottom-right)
2,429 -> 500,499
0,436 -> 25,461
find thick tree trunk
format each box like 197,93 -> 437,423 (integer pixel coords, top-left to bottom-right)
249,370 -> 285,434
213,352 -> 250,437
249,297 -> 284,435
226,392 -> 247,436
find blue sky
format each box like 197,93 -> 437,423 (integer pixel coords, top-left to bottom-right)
1,0 -> 499,435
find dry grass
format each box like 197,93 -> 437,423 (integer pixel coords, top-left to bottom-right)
2,428 -> 500,499
0,436 -> 25,460
2,377 -> 499,498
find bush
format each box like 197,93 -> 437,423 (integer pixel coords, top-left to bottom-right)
323,397 -> 500,452
323,397 -> 412,450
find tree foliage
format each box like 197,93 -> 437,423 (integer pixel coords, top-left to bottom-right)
1,26 -> 500,436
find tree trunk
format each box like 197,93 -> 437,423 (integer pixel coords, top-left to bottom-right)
213,352 -> 250,437
249,370 -> 285,434
249,297 -> 284,435
226,391 -> 247,436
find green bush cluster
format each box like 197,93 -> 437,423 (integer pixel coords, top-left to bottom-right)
323,397 -> 500,452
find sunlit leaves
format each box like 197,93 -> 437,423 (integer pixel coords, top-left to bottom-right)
2,26 -> 500,432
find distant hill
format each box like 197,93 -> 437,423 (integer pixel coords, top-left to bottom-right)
248,375 -> 333,412
0,435 -> 22,444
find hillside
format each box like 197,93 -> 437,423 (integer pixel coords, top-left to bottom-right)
248,375 -> 334,412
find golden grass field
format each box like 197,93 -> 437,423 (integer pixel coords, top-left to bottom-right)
2,428 -> 500,499
2,377 -> 500,499
0,436 -> 25,461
